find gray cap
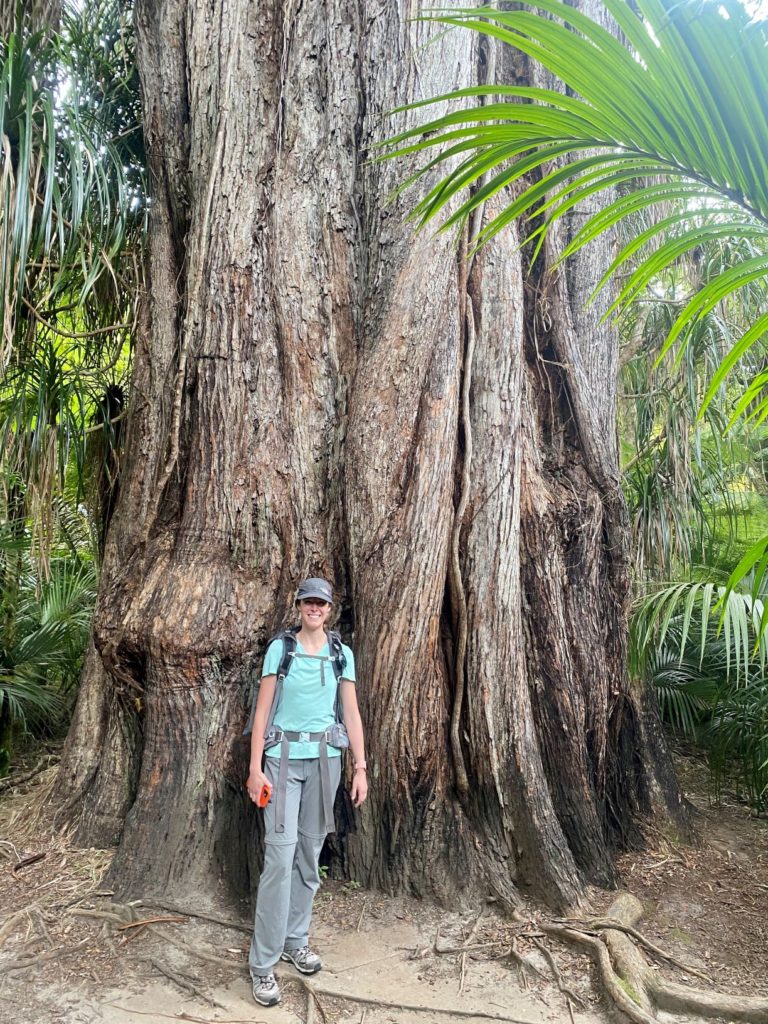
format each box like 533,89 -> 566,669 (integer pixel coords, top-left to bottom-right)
296,577 -> 333,604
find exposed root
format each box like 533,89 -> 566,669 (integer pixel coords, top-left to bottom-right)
142,898 -> 251,934
459,906 -> 485,994
541,921 -> 657,1024
561,914 -> 711,982
70,906 -> 136,927
281,972 -> 537,1023
435,939 -> 510,955
103,1005 -> 262,1024
65,901 -> 241,972
507,937 -> 545,988
305,986 -> 316,1024
0,758 -> 57,793
530,936 -> 585,1010
0,907 -> 35,949
0,936 -> 90,975
152,926 -> 242,969
543,893 -> 768,1024
146,956 -> 227,1011
118,915 -> 187,931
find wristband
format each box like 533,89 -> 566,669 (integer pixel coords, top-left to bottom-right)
354,761 -> 367,771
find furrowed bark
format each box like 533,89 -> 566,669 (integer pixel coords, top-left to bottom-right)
54,0 -> 685,910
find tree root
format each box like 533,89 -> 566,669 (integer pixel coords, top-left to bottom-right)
145,957 -> 227,1011
281,972 -> 537,1023
541,921 -> 658,1024
0,907 -> 35,950
140,899 -> 251,934
561,915 -> 711,982
118,915 -> 187,931
543,893 -> 768,1024
507,937 -> 545,988
0,937 -> 90,975
530,936 -> 585,1010
151,926 -> 242,969
0,757 -> 58,793
459,906 -> 485,994
103,1005 -> 263,1024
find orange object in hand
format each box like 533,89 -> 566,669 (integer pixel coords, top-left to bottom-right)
257,782 -> 272,808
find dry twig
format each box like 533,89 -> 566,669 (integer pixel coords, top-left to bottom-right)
118,915 -> 187,931
11,852 -> 46,876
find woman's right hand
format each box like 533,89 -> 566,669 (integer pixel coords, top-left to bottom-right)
246,768 -> 270,804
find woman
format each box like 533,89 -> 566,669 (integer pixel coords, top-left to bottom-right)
245,577 -> 368,1008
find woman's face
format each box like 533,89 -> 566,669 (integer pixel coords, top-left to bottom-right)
298,598 -> 331,631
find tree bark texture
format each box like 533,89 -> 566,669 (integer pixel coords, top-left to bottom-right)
55,0 -> 687,911
0,0 -> 60,39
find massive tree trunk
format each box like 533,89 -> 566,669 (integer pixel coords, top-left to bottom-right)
55,0 -> 687,912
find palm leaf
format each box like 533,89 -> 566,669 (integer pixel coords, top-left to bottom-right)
386,0 -> 768,402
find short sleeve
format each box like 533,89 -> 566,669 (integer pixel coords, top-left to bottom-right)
261,638 -> 283,678
341,644 -> 356,683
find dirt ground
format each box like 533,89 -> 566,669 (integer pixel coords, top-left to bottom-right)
0,748 -> 766,1024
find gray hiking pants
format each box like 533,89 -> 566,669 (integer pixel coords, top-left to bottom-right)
249,755 -> 342,975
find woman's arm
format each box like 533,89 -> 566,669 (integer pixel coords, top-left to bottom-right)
246,675 -> 276,803
340,680 -> 368,807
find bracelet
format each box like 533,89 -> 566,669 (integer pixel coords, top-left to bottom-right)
354,761 -> 367,771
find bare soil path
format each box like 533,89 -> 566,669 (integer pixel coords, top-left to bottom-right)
1,750 -> 765,1024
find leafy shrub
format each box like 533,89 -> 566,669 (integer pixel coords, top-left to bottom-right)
0,546 -> 96,772
633,579 -> 768,811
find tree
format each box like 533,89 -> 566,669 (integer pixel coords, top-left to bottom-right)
391,1 -> 768,429
52,0 -> 685,912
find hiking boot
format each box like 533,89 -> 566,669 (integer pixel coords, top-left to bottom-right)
281,944 -> 322,974
252,973 -> 281,1006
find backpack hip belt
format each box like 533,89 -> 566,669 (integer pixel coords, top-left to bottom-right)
267,728 -> 345,835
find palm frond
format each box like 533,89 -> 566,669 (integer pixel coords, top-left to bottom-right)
386,0 -> 768,410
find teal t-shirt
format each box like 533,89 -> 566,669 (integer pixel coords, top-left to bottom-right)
262,636 -> 356,760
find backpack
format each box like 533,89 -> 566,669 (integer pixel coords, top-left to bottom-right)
243,626 -> 347,738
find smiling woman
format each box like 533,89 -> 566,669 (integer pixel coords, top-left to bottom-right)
244,577 -> 366,1009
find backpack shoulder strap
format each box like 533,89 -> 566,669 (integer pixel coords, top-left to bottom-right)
326,630 -> 346,682
327,630 -> 348,724
265,627 -> 299,736
276,627 -> 299,679
243,627 -> 299,737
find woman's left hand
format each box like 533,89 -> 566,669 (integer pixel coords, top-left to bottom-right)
350,768 -> 368,807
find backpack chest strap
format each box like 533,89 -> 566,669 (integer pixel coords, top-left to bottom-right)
290,650 -> 341,686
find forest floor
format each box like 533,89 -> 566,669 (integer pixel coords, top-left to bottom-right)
0,747 -> 766,1024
